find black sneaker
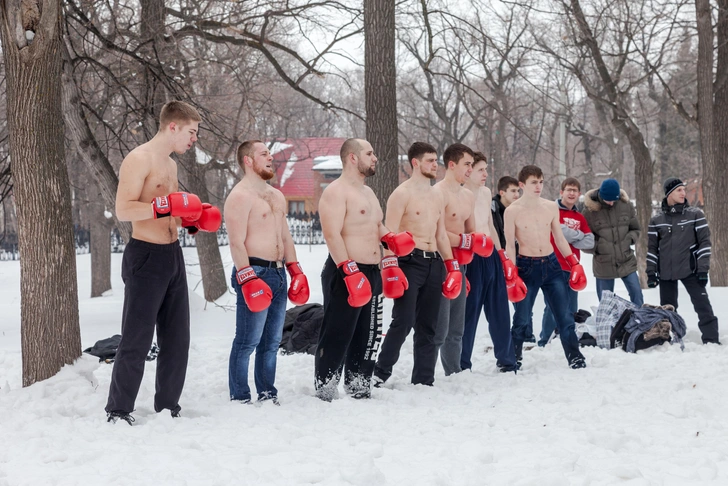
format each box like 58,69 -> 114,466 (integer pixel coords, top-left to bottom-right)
569,357 -> 587,369
351,391 -> 371,400
497,362 -> 521,374
107,411 -> 135,425
371,375 -> 386,388
232,398 -> 253,405
257,394 -> 280,406
171,406 -> 182,418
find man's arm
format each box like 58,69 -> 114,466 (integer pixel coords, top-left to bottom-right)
551,204 -> 574,258
224,190 -> 252,270
281,195 -> 298,264
694,209 -> 712,274
319,185 -> 350,264
115,154 -> 154,222
436,204 -> 455,260
504,205 -> 517,259
382,189 -> 407,255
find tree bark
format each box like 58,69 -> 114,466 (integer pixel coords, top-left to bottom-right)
364,0 -> 399,214
89,200 -> 112,297
0,0 -> 82,386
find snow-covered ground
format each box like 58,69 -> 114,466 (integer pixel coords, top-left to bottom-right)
1,245 -> 727,485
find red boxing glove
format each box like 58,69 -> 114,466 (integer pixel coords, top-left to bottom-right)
498,250 -> 516,280
338,260 -> 372,308
466,277 -> 471,296
152,192 -> 202,220
498,250 -> 527,303
565,254 -> 587,291
381,232 -> 416,257
236,266 -> 273,312
442,259 -> 463,299
452,247 -> 474,265
459,233 -> 494,258
381,256 -> 408,299
182,203 -> 222,235
286,262 -> 310,305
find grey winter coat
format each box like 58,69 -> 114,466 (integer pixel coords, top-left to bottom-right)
581,188 -> 640,279
646,199 -> 711,281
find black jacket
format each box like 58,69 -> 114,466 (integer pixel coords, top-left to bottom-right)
647,199 -> 711,280
491,195 -> 507,250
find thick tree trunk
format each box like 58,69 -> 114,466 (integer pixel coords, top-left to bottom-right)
89,200 -> 112,297
364,0 -> 399,213
0,0 -> 82,386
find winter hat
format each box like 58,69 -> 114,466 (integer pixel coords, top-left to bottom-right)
599,179 -> 621,202
663,177 -> 686,197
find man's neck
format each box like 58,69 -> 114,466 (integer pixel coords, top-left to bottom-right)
520,193 -> 542,205
559,199 -> 575,210
410,170 -> 433,188
242,173 -> 268,190
341,169 -> 365,187
464,181 -> 480,193
148,132 -> 175,157
442,171 -> 462,190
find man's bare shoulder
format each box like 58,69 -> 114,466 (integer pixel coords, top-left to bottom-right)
462,186 -> 476,202
480,186 -> 493,200
541,198 -> 559,211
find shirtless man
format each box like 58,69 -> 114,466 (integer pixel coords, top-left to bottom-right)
462,153 -> 519,373
225,140 -> 310,405
372,142 -> 463,387
433,143 -> 494,376
504,165 -> 587,369
315,138 -> 415,401
106,101 -> 222,424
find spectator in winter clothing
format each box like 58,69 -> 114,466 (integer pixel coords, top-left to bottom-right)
646,178 -> 720,344
539,177 -> 595,346
582,178 -> 644,307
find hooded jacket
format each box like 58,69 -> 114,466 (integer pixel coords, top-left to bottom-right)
581,188 -> 640,279
646,199 -> 711,280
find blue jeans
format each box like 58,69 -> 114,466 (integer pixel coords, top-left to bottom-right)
539,270 -> 578,347
229,265 -> 287,401
596,272 -> 643,307
512,254 -> 584,365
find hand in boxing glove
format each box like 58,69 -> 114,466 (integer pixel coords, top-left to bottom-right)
381,256 -> 408,299
452,247 -> 474,265
466,277 -> 471,296
152,192 -> 202,220
338,260 -> 372,308
458,233 -> 494,257
286,262 -> 310,305
565,254 -> 587,291
442,259 -> 463,299
236,266 -> 272,312
647,273 -> 659,288
381,232 -> 416,257
498,250 -> 527,303
182,203 -> 222,235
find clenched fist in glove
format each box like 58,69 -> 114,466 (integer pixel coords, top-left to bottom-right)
458,233 -> 494,257
381,232 -> 416,257
152,192 -> 202,220
381,256 -> 408,299
565,254 -> 587,291
338,260 -> 372,308
236,266 -> 273,313
182,203 -> 222,235
286,262 -> 310,305
498,250 -> 527,303
442,259 -> 463,299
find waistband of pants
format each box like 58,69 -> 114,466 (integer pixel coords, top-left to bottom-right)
410,248 -> 442,260
327,255 -> 378,271
249,257 -> 285,268
516,253 -> 554,262
128,237 -> 180,252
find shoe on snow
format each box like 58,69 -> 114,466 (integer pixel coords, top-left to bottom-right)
107,411 -> 135,425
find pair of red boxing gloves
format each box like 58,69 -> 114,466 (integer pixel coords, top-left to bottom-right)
236,262 -> 310,312
497,250 -> 587,303
152,191 -> 222,235
442,232 -> 496,299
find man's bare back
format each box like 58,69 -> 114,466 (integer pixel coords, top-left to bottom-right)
507,197 -> 559,257
387,179 -> 445,251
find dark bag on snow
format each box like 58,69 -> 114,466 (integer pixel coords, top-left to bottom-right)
84,335 -> 159,363
280,303 -> 324,355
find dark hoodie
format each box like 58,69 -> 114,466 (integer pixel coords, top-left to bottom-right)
491,194 -> 507,249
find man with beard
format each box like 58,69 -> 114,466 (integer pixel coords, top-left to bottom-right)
315,138 -> 415,400
372,142 -> 463,387
225,140 -> 311,405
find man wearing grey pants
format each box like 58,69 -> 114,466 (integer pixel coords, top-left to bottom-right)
435,265 -> 468,375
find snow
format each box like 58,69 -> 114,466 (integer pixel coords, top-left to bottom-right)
1,246 -> 728,485
312,155 -> 342,171
269,142 -> 293,156
279,153 -> 298,188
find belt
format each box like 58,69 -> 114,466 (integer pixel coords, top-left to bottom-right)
517,254 -> 552,262
410,248 -> 441,259
248,257 -> 284,268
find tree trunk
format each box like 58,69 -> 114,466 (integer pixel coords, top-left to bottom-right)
0,0 -> 82,386
364,0 -> 399,213
89,200 -> 113,297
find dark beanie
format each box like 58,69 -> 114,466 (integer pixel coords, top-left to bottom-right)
599,179 -> 620,202
664,177 -> 686,197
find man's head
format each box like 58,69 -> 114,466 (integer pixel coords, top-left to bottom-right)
341,138 -> 377,177
517,165 -> 544,197
408,142 -> 438,180
159,101 -> 202,154
468,152 -> 488,187
560,177 -> 581,208
443,143 -> 475,184
599,178 -> 621,206
664,177 -> 687,206
497,176 -> 520,206
237,140 -> 274,180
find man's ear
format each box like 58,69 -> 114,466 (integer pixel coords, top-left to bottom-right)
168,121 -> 177,133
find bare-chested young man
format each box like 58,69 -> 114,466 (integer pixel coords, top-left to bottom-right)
316,138 -> 415,401
461,153 -> 519,373
106,101 -> 222,424
504,165 -> 588,369
372,142 -> 463,387
225,140 -> 310,405
433,143 -> 494,376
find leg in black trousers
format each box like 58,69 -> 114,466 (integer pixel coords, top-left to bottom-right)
682,275 -> 719,343
411,258 -> 443,385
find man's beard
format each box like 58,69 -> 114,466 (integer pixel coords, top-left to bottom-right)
358,161 -> 375,177
255,165 -> 275,180
421,167 -> 436,179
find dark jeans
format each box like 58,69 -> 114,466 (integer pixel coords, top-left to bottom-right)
375,252 -> 444,385
596,272 -> 643,307
660,274 -> 720,344
315,256 -> 383,400
511,254 -> 584,366
106,239 -> 190,414
462,253 -> 517,370
539,270 -> 578,347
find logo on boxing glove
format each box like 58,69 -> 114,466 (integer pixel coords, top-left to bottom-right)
154,196 -> 170,211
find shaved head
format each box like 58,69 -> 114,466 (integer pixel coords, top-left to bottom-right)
340,138 -> 363,162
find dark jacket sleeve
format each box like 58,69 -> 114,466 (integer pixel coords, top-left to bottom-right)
581,208 -> 595,254
646,216 -> 659,276
625,203 -> 640,246
694,209 -> 711,274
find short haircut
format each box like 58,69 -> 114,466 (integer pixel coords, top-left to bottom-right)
237,139 -> 264,171
443,143 -> 475,168
561,177 -> 581,191
159,100 -> 201,129
472,151 -> 487,167
407,142 -> 437,167
340,138 -> 363,162
497,176 -> 519,193
518,165 -> 543,184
